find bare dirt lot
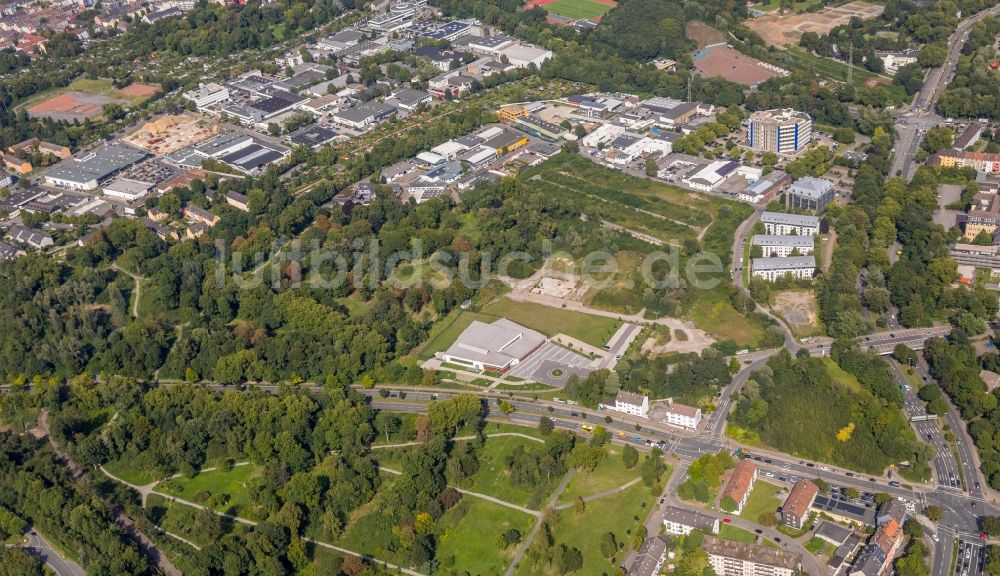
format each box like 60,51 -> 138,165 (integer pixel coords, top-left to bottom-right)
746,1 -> 884,47
771,290 -> 820,335
685,21 -> 727,48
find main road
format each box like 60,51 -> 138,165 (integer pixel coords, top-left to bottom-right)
889,3 -> 1000,180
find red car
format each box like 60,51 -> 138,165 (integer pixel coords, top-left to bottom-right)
723,518 -> 732,524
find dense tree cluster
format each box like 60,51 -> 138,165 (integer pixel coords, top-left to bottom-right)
939,29 -> 1000,120
677,451 -> 734,503
0,433 -> 150,575
730,350 -> 929,475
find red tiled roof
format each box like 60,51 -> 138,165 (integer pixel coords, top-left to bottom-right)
783,480 -> 818,519
724,459 -> 757,504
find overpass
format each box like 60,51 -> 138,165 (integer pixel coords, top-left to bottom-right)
858,326 -> 951,355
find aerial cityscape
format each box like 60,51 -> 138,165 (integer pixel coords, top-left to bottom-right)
1,0 -> 1000,575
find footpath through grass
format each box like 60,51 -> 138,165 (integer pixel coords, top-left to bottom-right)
435,497 -> 535,575
558,445 -> 641,504
519,481 -> 654,576
156,464 -> 258,517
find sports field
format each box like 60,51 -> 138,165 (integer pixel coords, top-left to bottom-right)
527,0 -> 616,20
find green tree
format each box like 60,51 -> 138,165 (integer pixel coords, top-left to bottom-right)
645,157 -> 658,177
538,415 -> 554,436
622,444 -> 639,469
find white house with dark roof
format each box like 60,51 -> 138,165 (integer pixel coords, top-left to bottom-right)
662,400 -> 702,429
663,506 -> 720,535
6,225 -> 52,250
612,390 -> 649,418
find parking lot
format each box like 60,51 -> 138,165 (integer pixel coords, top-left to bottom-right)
505,341 -> 595,385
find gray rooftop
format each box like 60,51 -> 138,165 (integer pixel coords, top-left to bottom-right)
752,234 -> 814,247
787,177 -> 834,199
752,255 -> 816,271
391,88 -> 431,106
334,101 -> 397,123
444,318 -> 546,368
46,145 -> 147,186
616,390 -> 646,407
814,521 -> 852,545
195,132 -> 253,157
662,506 -> 718,532
761,211 -> 820,228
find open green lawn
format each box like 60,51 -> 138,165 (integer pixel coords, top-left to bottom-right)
156,464 -> 258,517
719,523 -> 758,543
805,536 -> 826,553
463,435 -> 554,509
542,0 -> 614,20
738,480 -> 783,522
558,445 -> 641,504
821,357 -> 863,394
520,481 -> 653,576
435,497 -> 535,575
684,288 -> 768,348
480,298 -> 622,348
103,457 -> 157,486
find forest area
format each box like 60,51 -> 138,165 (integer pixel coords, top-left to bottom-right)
729,349 -> 932,478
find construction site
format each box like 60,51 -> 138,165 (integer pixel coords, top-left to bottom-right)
123,114 -> 221,154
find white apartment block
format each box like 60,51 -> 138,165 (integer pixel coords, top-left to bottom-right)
703,536 -> 802,576
750,256 -> 816,282
752,234 -> 814,258
760,211 -> 819,236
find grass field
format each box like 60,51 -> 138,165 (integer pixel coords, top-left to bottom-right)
782,47 -> 882,87
821,357 -> 863,394
684,287 -> 768,348
103,457 -> 157,486
521,481 -> 653,576
558,445 -> 642,504
462,435 -> 554,509
480,298 -> 622,348
719,523 -> 758,543
738,480 -> 783,522
540,0 -> 615,20
435,497 -> 535,574
156,464 -> 258,517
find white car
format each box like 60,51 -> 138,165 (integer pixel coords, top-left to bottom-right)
765,472 -> 775,478
820,466 -> 829,471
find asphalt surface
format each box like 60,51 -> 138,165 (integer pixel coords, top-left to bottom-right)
889,3 -> 1000,180
22,529 -> 85,576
